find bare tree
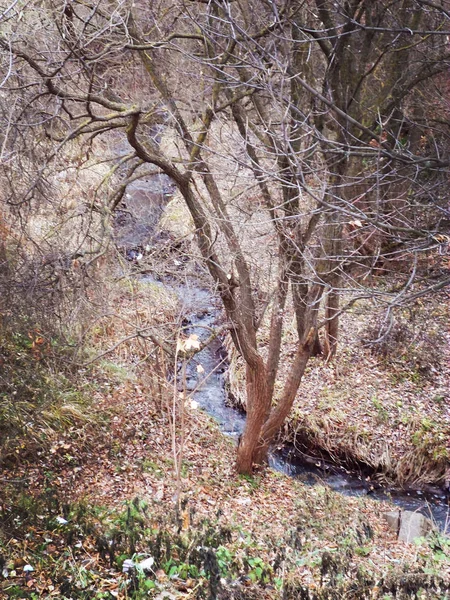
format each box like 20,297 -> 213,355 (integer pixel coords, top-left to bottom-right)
1,0 -> 449,473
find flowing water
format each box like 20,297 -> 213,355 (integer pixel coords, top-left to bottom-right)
115,165 -> 450,533
178,287 -> 450,532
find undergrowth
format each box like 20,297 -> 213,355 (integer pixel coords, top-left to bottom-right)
1,488 -> 449,599
362,307 -> 447,379
0,322 -> 91,466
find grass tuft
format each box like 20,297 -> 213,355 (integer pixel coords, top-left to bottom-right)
0,323 -> 92,465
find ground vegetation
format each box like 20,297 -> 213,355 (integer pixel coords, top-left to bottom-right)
2,0 -> 449,472
1,2 -> 450,596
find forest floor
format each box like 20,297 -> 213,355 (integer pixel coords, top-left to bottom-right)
1,196 -> 450,599
1,287 -> 450,599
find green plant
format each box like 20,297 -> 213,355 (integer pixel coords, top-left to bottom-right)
108,498 -> 150,556
133,562 -> 157,594
371,395 -> 389,423
411,419 -> 449,460
140,458 -> 164,477
354,545 -> 372,557
245,556 -> 273,584
164,558 -> 201,579
239,473 -> 261,492
216,545 -> 233,576
419,531 -> 450,566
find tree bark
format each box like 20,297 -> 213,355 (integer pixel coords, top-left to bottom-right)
252,283 -> 325,465
252,322 -> 320,465
236,357 -> 271,474
325,289 -> 339,359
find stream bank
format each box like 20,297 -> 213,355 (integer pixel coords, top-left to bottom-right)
131,260 -> 450,531
175,284 -> 450,531
114,163 -> 450,533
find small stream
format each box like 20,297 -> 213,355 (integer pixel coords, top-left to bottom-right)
178,288 -> 450,532
114,157 -> 450,534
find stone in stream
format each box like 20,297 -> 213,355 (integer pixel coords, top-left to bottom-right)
383,510 -> 435,543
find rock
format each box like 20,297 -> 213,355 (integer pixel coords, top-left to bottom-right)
185,378 -> 197,391
398,511 -> 434,543
383,510 -> 434,543
383,510 -> 401,532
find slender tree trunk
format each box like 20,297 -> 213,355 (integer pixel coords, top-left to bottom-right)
325,289 -> 339,359
252,283 -> 325,464
293,281 -> 323,356
265,258 -> 290,390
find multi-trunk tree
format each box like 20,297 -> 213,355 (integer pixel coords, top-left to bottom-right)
1,0 -> 449,473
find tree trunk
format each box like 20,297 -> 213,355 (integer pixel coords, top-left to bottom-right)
293,280 -> 322,356
252,325 -> 318,465
236,358 -> 271,474
252,283 -> 325,464
325,289 -> 339,359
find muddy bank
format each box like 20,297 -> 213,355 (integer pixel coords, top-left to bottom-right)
226,374 -> 450,492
